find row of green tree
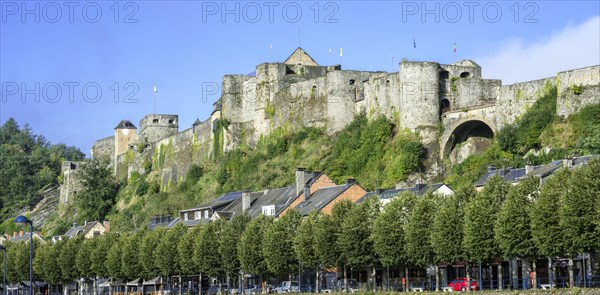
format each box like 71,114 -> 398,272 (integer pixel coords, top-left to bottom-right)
2,158 -> 598,291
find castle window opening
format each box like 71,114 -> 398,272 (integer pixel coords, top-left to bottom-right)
441,99 -> 451,113
152,119 -> 159,123
349,79 -> 355,85
168,119 -> 174,124
312,85 -> 317,90
385,80 -> 390,85
460,72 -> 470,78
439,70 -> 450,79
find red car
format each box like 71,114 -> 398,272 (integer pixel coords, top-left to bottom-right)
448,278 -> 479,291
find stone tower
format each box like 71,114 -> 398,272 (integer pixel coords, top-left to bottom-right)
138,114 -> 179,143
114,120 -> 137,156
398,61 -> 440,145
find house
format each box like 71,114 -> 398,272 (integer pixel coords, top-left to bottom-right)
220,187 -> 296,218
277,169 -> 338,216
178,191 -> 244,227
288,179 -> 368,216
475,155 -> 599,190
363,183 -> 454,206
147,215 -> 178,230
2,230 -> 45,244
53,220 -> 110,243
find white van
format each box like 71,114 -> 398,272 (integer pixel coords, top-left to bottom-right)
273,281 -> 299,293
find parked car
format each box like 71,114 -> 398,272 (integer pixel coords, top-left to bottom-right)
273,281 -> 299,293
448,278 -> 479,291
207,285 -> 230,295
245,284 -> 273,294
335,279 -> 359,292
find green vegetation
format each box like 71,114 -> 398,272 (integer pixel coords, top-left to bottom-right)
446,84 -> 599,188
0,118 -> 85,228
496,84 -> 558,154
3,160 -> 596,292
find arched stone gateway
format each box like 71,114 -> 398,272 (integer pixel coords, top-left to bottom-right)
441,119 -> 496,160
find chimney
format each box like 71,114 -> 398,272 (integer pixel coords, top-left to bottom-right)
345,178 -> 356,188
525,162 -> 534,174
84,220 -> 88,226
242,191 -> 251,212
375,188 -> 385,197
19,230 -> 24,237
303,184 -> 311,201
73,223 -> 77,228
103,220 -> 110,233
563,157 -> 573,169
296,168 -> 306,196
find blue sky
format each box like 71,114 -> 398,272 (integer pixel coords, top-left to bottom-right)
1,1 -> 599,156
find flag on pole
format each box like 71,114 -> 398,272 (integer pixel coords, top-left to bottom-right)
454,42 -> 456,53
329,48 -> 332,56
269,43 -> 272,50
153,84 -> 158,94
340,48 -> 343,57
413,38 -> 416,48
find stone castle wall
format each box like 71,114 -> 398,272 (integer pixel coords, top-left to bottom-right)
90,56 -> 599,191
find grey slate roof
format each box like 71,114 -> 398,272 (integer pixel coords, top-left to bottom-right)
475,155 -> 599,187
147,216 -> 176,230
293,185 -> 348,216
222,186 -> 298,218
114,120 -> 137,130
64,221 -> 102,238
363,183 -> 449,203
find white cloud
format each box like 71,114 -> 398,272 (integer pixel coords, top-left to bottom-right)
477,16 -> 600,84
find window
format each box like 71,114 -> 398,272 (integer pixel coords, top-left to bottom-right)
152,119 -> 159,123
439,70 -> 450,79
93,231 -> 100,237
262,205 -> 276,216
349,79 -> 355,85
168,119 -> 174,124
184,212 -> 189,221
194,211 -> 200,220
460,72 -> 470,78
204,210 -> 209,218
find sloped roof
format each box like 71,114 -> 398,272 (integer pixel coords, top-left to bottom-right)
114,120 -> 137,130
213,211 -> 235,220
293,185 -> 348,216
284,47 -> 319,66
226,186 -> 297,218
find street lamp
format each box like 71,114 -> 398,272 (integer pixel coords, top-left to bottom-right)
0,245 -> 6,295
15,216 -> 33,295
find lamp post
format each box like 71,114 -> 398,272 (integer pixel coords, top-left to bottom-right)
15,216 -> 33,295
0,245 -> 6,295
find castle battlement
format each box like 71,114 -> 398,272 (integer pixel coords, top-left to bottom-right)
89,47 -> 599,190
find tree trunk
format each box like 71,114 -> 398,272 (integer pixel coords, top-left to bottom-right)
465,266 -> 470,291
532,260 -> 537,289
434,265 -> 439,292
315,268 -> 319,293
548,257 -> 553,288
498,263 -> 502,291
586,254 -> 592,288
179,276 -> 182,295
568,257 -> 574,288
405,266 -> 410,292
